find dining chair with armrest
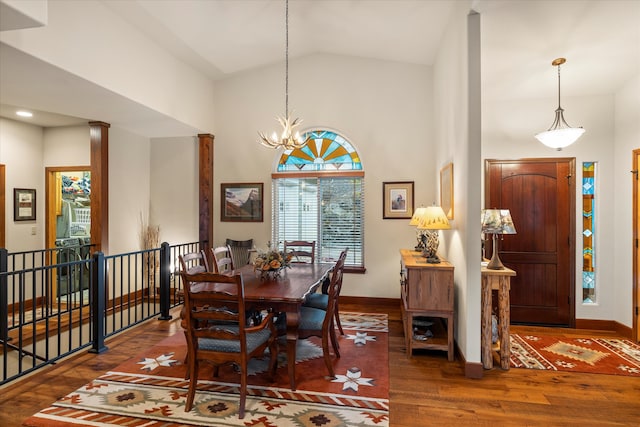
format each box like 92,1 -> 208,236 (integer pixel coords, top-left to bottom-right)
284,240 -> 316,263
303,248 -> 348,335
181,271 -> 278,419
226,238 -> 254,267
297,254 -> 346,379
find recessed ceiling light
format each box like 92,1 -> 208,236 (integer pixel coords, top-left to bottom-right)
16,110 -> 33,118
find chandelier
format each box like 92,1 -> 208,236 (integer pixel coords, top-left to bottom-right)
258,0 -> 309,150
535,58 -> 585,150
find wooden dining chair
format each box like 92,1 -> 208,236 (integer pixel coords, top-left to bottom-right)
212,245 -> 234,273
297,254 -> 346,379
284,240 -> 315,263
181,271 -> 278,419
303,248 -> 348,335
226,238 -> 253,267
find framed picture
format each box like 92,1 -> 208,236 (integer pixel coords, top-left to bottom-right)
440,162 -> 454,220
221,182 -> 263,222
14,188 -> 36,221
383,181 -> 414,219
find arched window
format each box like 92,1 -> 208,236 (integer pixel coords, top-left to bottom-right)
272,129 -> 364,270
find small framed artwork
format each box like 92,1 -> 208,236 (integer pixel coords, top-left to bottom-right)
14,188 -> 36,221
383,181 -> 414,219
440,162 -> 454,220
221,182 -> 263,222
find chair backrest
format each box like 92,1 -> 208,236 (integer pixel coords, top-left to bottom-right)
212,245 -> 234,273
178,251 -> 210,275
284,240 -> 316,263
225,238 -> 253,267
181,271 -> 248,351
323,253 -> 347,326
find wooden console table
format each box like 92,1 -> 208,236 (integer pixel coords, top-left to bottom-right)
481,265 -> 516,369
400,249 -> 455,361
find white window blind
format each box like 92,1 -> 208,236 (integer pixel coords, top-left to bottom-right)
273,176 -> 364,268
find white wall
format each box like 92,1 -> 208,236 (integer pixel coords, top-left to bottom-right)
613,74 -> 640,328
433,2 -> 479,364
0,118 -> 44,251
0,0 -> 215,133
149,136 -> 200,250
213,53 -> 434,298
108,126 -> 152,255
43,126 -> 90,166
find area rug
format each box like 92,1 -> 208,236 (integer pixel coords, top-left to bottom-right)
23,312 -> 389,426
510,333 -> 640,376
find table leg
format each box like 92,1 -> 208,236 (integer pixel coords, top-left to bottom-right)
285,308 -> 300,390
481,277 -> 493,369
498,276 -> 510,370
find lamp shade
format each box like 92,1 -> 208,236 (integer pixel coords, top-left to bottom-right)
417,206 -> 451,230
409,207 -> 429,226
535,122 -> 585,150
481,209 -> 516,234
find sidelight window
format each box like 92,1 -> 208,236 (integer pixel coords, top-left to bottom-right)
582,161 -> 596,303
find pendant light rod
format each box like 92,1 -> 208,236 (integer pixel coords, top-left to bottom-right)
534,57 -> 585,151
258,0 -> 309,150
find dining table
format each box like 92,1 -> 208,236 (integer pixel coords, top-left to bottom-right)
189,261 -> 335,390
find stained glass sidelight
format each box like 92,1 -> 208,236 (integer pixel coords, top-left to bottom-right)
582,162 -> 596,303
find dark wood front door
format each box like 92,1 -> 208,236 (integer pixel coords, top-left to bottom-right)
486,158 -> 575,326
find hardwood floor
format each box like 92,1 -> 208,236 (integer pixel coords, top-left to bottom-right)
1,302 -> 638,426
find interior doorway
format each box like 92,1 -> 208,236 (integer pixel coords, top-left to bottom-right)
45,167 -> 91,299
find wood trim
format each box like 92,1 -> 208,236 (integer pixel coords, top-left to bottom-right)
271,170 -> 364,179
89,121 -> 110,254
633,148 -> 639,342
0,164 -> 4,247
339,295 -> 399,307
575,319 -> 633,340
198,134 -> 214,250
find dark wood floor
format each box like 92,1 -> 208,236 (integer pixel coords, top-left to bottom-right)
1,301 -> 638,426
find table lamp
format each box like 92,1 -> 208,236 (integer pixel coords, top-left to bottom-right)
416,205 -> 451,263
409,206 -> 429,252
481,209 -> 516,270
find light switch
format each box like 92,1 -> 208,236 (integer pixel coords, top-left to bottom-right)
31,226 -> 36,235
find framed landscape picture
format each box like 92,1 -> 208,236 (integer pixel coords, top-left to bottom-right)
383,181 -> 414,219
221,182 -> 263,222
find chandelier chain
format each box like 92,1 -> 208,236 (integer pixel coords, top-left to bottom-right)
285,0 -> 289,117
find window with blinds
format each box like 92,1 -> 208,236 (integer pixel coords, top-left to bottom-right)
271,129 -> 364,269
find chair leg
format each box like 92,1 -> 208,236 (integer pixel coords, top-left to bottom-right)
238,367 -> 247,419
185,359 -> 198,412
268,340 -> 278,379
330,322 -> 341,358
322,329 -> 336,379
335,302 -> 344,335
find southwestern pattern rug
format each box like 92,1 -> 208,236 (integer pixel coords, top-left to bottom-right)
510,333 -> 640,376
23,312 -> 389,427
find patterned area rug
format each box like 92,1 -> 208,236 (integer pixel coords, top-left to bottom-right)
23,312 -> 389,426
510,334 -> 640,376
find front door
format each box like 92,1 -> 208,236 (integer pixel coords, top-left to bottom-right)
486,158 -> 575,326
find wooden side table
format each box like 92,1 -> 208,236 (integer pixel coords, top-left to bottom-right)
400,249 -> 455,361
481,265 -> 516,369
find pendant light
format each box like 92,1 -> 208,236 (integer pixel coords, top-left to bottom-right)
258,0 -> 309,150
535,58 -> 585,150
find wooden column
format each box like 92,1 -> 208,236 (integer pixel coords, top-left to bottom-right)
198,134 -> 214,250
89,121 -> 110,254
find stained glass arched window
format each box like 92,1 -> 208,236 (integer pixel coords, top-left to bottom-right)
272,129 -> 365,270
277,129 -> 362,172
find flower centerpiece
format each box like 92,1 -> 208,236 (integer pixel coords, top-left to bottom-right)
253,242 -> 293,279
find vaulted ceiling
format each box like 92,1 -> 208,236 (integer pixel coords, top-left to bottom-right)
1,0 -> 638,133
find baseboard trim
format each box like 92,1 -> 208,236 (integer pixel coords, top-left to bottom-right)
575,318 -> 633,339
456,343 -> 483,379
340,296 -> 400,307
